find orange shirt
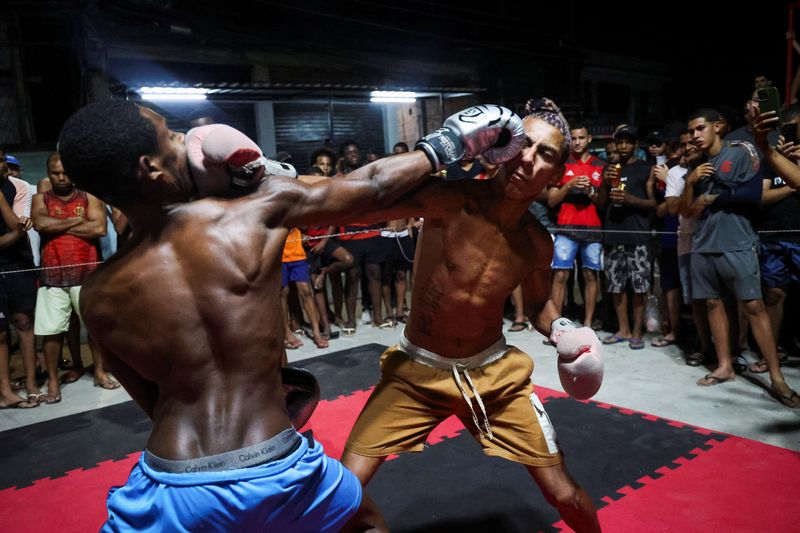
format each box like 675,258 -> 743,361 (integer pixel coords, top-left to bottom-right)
282,228 -> 307,262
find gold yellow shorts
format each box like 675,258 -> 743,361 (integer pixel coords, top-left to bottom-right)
344,342 -> 563,467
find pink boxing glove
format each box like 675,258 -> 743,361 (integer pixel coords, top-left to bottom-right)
185,124 -> 297,197
549,318 -> 604,400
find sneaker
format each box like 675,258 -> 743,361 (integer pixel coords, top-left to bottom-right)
732,355 -> 748,374
361,310 -> 372,324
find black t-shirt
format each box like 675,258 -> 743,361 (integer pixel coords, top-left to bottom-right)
760,176 -> 800,243
0,179 -> 34,268
603,159 -> 652,245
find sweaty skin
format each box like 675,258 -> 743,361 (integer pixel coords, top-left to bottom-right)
79,107 -> 434,462
342,115 -> 602,533
400,117 -> 568,355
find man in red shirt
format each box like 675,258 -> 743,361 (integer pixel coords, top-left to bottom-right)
31,154 -> 116,404
547,124 -> 605,329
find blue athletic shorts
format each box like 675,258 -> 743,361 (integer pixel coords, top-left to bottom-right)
759,241 -> 800,289
101,436 -> 362,532
282,259 -> 311,287
551,234 -> 602,271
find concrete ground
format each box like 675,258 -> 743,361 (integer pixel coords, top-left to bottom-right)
2,320 -> 799,452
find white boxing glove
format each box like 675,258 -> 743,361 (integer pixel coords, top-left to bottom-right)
186,124 -> 297,197
415,104 -> 525,174
549,317 -> 604,400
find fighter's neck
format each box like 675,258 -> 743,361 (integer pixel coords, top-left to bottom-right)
119,204 -> 170,236
488,179 -> 532,229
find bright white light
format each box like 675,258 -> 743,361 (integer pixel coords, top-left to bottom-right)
141,94 -> 207,101
138,87 -> 209,101
370,90 -> 416,103
370,97 -> 416,103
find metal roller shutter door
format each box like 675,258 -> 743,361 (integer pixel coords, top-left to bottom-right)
274,102 -> 385,174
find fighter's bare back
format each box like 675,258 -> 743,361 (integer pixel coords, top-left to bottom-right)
81,193 -> 293,460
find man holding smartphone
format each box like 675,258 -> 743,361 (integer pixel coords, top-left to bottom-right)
685,108 -> 799,407
728,89 -> 779,153
752,104 -> 800,374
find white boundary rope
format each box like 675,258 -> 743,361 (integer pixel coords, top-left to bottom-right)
3,226 -> 799,276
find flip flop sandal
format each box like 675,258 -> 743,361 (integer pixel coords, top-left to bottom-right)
94,379 -> 121,390
0,398 -> 38,409
697,374 -> 733,387
43,392 -> 62,404
507,321 -> 531,332
602,334 -> 631,345
340,328 -> 356,337
774,390 -> 800,408
650,337 -> 675,348
629,338 -> 645,350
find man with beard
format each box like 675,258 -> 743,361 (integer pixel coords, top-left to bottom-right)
31,154 -> 117,403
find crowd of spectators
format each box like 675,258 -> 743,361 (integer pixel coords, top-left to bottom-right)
2,72 -> 800,407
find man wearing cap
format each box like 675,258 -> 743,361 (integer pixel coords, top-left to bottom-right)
596,125 -> 656,350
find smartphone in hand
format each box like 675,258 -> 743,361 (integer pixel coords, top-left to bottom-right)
781,122 -> 798,144
756,87 -> 781,128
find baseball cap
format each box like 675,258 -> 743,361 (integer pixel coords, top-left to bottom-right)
613,125 -> 638,140
5,154 -> 20,168
646,130 -> 665,145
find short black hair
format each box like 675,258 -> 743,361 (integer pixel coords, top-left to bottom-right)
687,108 -> 721,124
392,141 -> 409,152
58,100 -> 158,204
310,147 -> 336,165
338,139 -> 359,156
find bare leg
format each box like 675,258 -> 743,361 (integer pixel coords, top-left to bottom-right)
691,300 -> 712,354
394,269 -> 408,319
0,329 -> 35,407
338,451 -> 390,530
88,333 -> 120,388
365,262 -> 385,327
11,312 -> 38,397
663,288 -> 680,341
311,273 -> 332,337
344,267 -> 361,330
551,269 -> 570,314
296,282 -> 327,348
511,285 -> 526,324
330,272 -> 345,326
341,450 -> 388,487
339,490 -> 388,533
764,286 -> 786,345
631,291 -> 646,340
612,292 -> 631,338
526,463 -> 600,533
744,299 -> 796,400
66,311 -> 83,371
699,298 -> 735,384
42,334 -> 63,399
282,285 -> 303,349
582,269 -> 598,327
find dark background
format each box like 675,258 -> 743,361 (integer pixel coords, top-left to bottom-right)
4,0 -> 793,146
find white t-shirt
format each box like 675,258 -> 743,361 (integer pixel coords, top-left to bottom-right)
665,165 -> 697,257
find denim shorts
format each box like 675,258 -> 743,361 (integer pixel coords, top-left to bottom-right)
551,234 -> 603,271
